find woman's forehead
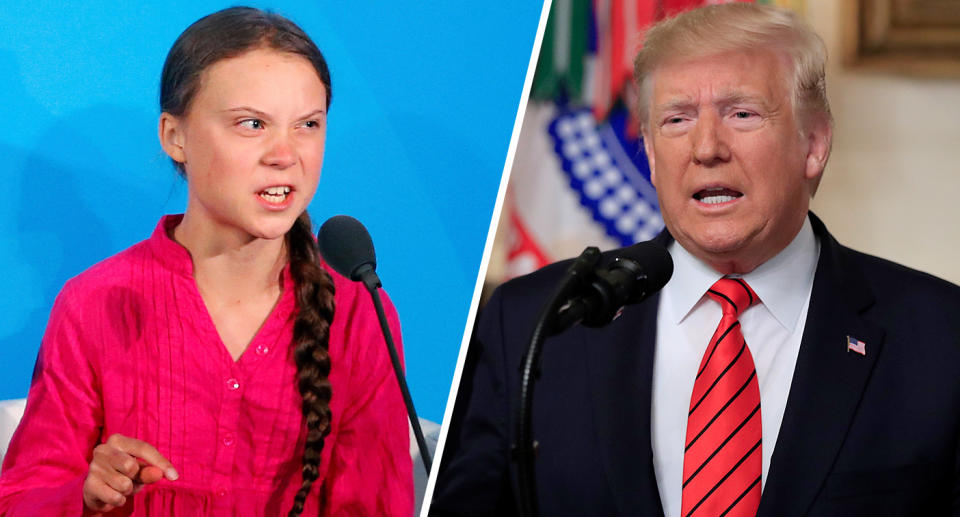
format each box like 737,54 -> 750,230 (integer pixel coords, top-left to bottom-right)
192,49 -> 327,111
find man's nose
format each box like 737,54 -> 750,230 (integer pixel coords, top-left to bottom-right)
262,131 -> 297,169
692,112 -> 731,165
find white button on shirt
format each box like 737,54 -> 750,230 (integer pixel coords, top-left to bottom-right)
651,216 -> 820,517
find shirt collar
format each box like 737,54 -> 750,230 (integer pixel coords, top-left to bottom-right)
147,214 -> 294,287
149,214 -> 194,278
665,215 -> 820,331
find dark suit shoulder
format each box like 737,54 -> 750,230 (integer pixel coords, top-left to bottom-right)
845,246 -> 960,301
840,244 -> 960,330
812,212 -> 960,313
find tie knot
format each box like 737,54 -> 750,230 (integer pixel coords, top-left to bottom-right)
707,278 -> 757,317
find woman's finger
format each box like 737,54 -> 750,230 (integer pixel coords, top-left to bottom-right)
107,433 -> 180,480
82,473 -> 125,512
89,458 -> 136,495
94,443 -> 139,478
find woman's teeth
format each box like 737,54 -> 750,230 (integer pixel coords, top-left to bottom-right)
259,186 -> 291,203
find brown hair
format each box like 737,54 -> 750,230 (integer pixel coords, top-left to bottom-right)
160,7 -> 335,516
634,3 -> 830,130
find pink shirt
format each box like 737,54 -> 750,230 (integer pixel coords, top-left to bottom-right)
0,215 -> 414,516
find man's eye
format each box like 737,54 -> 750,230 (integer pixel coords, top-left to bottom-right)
734,111 -> 753,119
302,120 -> 319,129
666,117 -> 685,124
239,119 -> 264,130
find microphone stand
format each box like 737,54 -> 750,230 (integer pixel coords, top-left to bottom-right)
514,247 -> 600,517
356,265 -> 433,474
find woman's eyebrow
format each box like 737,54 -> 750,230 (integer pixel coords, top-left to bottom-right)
222,106 -> 270,118
220,107 -> 327,120
297,108 -> 327,120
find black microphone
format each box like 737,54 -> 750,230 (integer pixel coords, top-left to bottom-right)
551,241 -> 673,333
317,215 -> 380,291
316,215 -> 433,474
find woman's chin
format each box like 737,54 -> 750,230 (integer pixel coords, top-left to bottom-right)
250,224 -> 297,242
236,212 -> 298,241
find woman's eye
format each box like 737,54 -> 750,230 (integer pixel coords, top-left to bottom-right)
239,119 -> 264,130
302,120 -> 319,129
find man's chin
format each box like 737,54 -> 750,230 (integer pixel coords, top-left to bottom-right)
675,229 -> 762,274
680,225 -> 752,255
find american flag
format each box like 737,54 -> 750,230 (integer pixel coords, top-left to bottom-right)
847,336 -> 867,356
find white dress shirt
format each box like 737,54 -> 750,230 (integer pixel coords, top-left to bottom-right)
651,216 -> 820,517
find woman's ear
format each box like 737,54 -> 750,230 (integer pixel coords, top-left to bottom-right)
158,113 -> 187,164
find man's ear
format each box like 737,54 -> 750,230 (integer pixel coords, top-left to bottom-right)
158,113 -> 187,165
804,112 -> 832,195
642,127 -> 657,187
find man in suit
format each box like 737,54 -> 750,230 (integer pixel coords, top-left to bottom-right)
431,3 -> 960,517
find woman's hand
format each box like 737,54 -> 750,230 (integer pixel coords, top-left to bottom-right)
82,433 -> 179,513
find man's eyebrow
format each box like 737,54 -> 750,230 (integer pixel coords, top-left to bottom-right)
714,92 -> 771,109
653,92 -> 773,113
653,98 -> 696,113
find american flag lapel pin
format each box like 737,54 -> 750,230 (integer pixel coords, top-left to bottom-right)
846,335 -> 867,356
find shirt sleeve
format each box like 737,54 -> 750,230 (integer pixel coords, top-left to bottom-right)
322,287 -> 414,517
0,280 -> 104,516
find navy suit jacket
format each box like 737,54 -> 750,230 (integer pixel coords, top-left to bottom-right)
432,214 -> 960,516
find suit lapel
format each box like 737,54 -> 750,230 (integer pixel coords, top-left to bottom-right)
583,231 -> 673,516
758,214 -> 885,517
584,293 -> 665,516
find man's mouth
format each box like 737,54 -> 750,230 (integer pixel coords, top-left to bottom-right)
258,185 -> 292,204
694,187 -> 743,205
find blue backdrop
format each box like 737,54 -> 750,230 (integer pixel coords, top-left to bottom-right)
0,2 -> 543,423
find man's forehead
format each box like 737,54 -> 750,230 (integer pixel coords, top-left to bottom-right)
648,51 -> 789,108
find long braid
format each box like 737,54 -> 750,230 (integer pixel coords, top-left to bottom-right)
286,212 -> 336,517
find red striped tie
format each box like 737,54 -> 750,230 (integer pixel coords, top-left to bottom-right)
681,278 -> 762,517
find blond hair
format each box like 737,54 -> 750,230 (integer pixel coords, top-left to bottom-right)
634,3 -> 830,129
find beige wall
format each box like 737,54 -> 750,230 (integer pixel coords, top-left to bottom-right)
807,1 -> 960,285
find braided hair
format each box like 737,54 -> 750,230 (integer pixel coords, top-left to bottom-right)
159,8 -> 335,515
286,212 -> 336,516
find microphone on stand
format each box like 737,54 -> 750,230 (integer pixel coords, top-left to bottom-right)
550,241 -> 674,333
317,215 -> 433,474
515,241 -> 673,517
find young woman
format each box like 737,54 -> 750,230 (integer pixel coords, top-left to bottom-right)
0,7 -> 412,516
